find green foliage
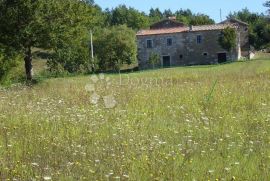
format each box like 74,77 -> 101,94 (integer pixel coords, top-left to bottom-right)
94,25 -> 137,71
218,27 -> 237,52
0,0 -> 104,81
189,14 -> 215,25
149,8 -> 163,23
0,57 -> 25,85
0,59 -> 270,180
249,20 -> 270,49
45,0 -> 102,74
163,9 -> 173,18
175,9 -> 215,25
48,43 -> 91,74
0,0 -> 43,50
148,52 -> 160,69
228,8 -> 270,50
264,1 -> 270,14
106,5 -> 149,30
0,45 -> 23,83
227,8 -> 262,24
149,8 -> 215,26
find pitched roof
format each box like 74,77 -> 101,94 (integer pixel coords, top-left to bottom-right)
136,27 -> 188,36
220,18 -> 249,26
190,24 -> 235,31
136,24 -> 234,36
150,19 -> 185,29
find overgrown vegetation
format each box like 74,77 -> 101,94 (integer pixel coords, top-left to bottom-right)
148,52 -> 160,69
0,58 -> 269,180
94,25 -> 137,72
218,27 -> 237,52
228,8 -> 270,50
1,0 -> 269,83
0,0 -> 219,83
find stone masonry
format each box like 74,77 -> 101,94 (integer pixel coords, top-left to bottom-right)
136,18 -> 250,69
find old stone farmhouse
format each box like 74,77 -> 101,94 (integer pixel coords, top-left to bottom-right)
136,17 -> 250,69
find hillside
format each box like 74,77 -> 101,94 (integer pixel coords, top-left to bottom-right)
0,58 -> 270,180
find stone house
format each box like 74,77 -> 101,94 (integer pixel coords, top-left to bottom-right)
136,18 -> 250,69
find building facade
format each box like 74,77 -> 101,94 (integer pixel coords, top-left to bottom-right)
136,18 -> 250,69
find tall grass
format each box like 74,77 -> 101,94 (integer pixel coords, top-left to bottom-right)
0,59 -> 270,180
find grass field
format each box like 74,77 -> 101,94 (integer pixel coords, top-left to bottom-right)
0,57 -> 270,180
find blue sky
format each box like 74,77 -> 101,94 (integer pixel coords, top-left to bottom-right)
95,0 -> 267,22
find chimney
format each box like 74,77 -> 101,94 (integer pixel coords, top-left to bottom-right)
168,16 -> 176,20
189,25 -> 193,31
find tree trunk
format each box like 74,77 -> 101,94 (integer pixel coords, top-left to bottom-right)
24,47 -> 33,81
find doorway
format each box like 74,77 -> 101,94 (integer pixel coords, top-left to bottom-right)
162,56 -> 171,67
218,53 -> 227,63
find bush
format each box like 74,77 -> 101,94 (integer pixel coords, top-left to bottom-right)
148,52 -> 160,69
94,25 -> 137,72
0,46 -> 24,84
218,27 -> 237,52
47,42 -> 91,74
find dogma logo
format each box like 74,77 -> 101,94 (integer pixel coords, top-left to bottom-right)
85,74 -> 117,109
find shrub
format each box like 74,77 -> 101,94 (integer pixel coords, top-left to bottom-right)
94,25 -> 137,72
47,42 -> 91,74
218,27 -> 237,52
0,46 -> 24,84
148,52 -> 160,69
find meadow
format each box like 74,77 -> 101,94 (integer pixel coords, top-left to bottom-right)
0,56 -> 270,180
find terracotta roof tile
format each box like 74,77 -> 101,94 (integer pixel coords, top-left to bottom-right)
136,24 -> 236,36
136,27 -> 189,36
190,24 -> 235,31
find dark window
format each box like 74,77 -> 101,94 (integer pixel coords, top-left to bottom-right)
203,52 -> 208,56
167,38 -> 172,46
179,54 -> 183,59
244,27 -> 248,31
197,35 -> 202,44
147,40 -> 153,48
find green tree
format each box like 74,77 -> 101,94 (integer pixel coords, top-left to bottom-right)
190,14 -> 215,25
94,25 -> 137,72
148,52 -> 160,69
228,8 -> 270,50
149,8 -> 163,23
249,20 -> 270,49
0,0 -> 46,81
0,45 -> 22,82
45,0 -> 104,74
0,0 -> 103,81
227,8 -> 262,24
175,9 -> 215,25
107,5 -> 149,30
163,9 -> 173,18
264,1 -> 270,14
218,27 -> 237,52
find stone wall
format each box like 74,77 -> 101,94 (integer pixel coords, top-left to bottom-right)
238,25 -> 250,57
137,30 -> 239,69
220,19 -> 250,58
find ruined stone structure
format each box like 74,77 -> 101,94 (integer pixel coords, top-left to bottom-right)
136,18 -> 250,69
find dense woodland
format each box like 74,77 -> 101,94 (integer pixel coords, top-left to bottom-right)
0,0 -> 269,83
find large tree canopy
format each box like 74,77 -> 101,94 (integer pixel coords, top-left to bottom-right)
228,8 -> 270,49
105,5 -> 149,30
0,1 -> 269,84
94,25 -> 137,71
0,0 -> 103,81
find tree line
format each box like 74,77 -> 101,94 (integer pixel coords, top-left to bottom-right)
0,0 -> 269,83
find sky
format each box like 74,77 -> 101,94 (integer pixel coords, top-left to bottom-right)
95,0 -> 267,23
